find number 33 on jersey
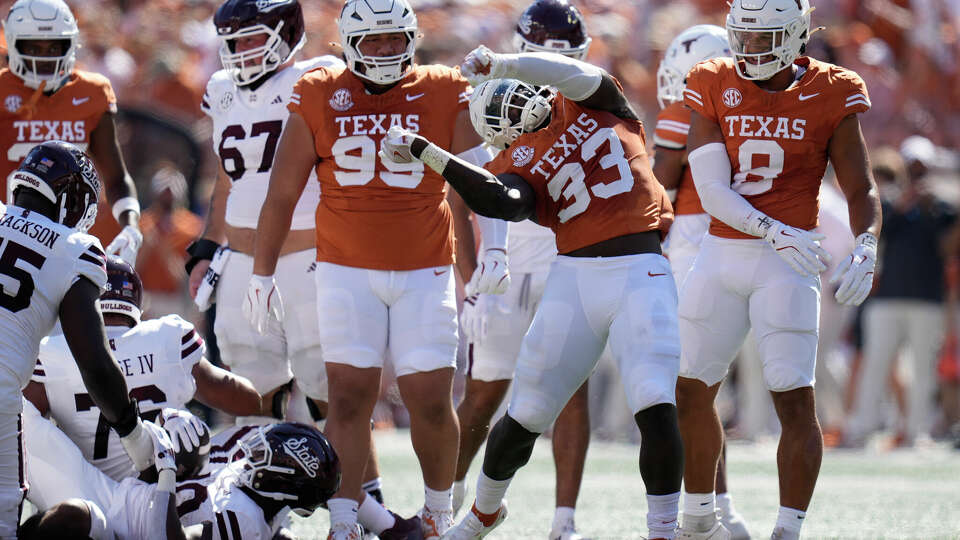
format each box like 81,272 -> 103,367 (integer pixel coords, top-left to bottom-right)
683,56 -> 870,239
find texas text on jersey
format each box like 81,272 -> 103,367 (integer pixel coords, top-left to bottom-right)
32,314 -> 205,479
0,69 -> 117,199
201,56 -> 343,231
290,63 -> 471,270
484,91 -> 673,254
0,205 -> 106,413
683,56 -> 870,238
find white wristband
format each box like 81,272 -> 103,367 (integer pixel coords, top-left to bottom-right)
112,196 -> 141,222
157,469 -> 176,494
420,143 -> 452,175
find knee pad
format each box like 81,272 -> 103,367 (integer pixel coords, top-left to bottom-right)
482,415 -> 540,481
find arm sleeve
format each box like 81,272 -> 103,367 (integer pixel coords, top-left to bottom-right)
499,52 -> 603,101
688,143 -> 770,238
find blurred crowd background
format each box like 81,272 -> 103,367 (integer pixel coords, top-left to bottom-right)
2,0 -> 960,450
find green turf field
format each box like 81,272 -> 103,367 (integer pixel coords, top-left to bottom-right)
291,430 -> 960,540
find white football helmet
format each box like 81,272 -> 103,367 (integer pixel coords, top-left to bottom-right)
726,0 -> 812,81
338,0 -> 418,85
3,0 -> 78,91
657,24 -> 730,109
469,79 -> 552,150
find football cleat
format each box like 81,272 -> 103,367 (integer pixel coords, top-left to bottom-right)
328,522 -> 363,540
379,512 -> 424,540
421,506 -> 454,540
441,503 -> 507,540
719,510 -> 750,540
549,517 -> 587,540
677,520 -> 732,540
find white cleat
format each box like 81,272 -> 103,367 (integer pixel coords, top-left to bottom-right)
549,517 -> 587,540
677,520 -> 732,540
720,510 -> 750,540
328,522 -> 364,540
769,527 -> 798,540
441,502 -> 508,540
421,506 -> 455,540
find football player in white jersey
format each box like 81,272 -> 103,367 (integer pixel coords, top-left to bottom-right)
0,141 -> 168,537
23,257 -> 266,481
453,2 -> 592,538
22,404 -> 339,540
187,0 -> 337,428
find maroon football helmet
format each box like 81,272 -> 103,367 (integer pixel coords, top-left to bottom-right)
7,140 -> 101,232
100,257 -> 143,324
513,0 -> 591,60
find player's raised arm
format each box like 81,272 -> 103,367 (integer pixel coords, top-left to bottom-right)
89,112 -> 143,264
460,45 -> 638,120
381,126 -> 536,222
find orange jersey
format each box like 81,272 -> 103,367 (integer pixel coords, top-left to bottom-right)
289,64 -> 470,270
486,94 -> 672,255
683,57 -> 870,239
0,68 -> 116,197
653,102 -> 702,215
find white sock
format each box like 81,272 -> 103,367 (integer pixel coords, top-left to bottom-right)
552,506 -> 576,530
328,498 -> 359,527
683,491 -> 716,517
357,493 -> 395,534
647,493 -> 679,540
775,506 -> 805,538
424,486 -> 453,512
716,492 -> 738,519
475,472 -> 511,515
362,477 -> 383,494
452,479 -> 467,513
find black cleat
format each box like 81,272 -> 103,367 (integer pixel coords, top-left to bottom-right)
378,513 -> 424,540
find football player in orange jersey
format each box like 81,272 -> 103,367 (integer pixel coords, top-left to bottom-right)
1,0 -> 141,263
247,0 -> 488,538
675,1 -> 882,539
654,24 -> 750,540
382,47 -> 683,540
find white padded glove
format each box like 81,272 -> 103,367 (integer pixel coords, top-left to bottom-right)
763,220 -> 831,277
466,249 -> 511,296
160,408 -> 208,454
460,294 -> 491,346
119,418 -> 175,473
105,225 -> 143,265
460,45 -> 507,87
830,232 -> 878,306
379,126 -> 418,164
243,274 -> 284,335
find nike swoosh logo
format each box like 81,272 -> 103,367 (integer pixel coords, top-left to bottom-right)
406,93 -> 425,102
72,97 -> 90,105
798,92 -> 820,101
434,269 -> 447,276
648,271 -> 667,277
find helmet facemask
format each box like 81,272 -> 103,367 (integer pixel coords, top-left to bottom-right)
469,79 -> 553,150
3,0 -> 79,91
218,20 -> 304,87
726,0 -> 811,81
342,29 -> 417,85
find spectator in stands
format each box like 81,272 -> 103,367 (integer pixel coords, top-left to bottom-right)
136,164 -> 203,321
845,136 -> 959,448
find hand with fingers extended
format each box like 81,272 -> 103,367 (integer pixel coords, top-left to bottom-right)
243,274 -> 284,335
830,232 -> 877,306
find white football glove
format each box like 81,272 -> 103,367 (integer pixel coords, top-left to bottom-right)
160,408 -> 208,454
119,418 -> 176,473
460,294 -> 491,346
379,126 -> 418,164
460,45 -> 507,87
763,220 -> 831,277
243,274 -> 284,335
466,249 -> 511,296
830,232 -> 878,306
105,225 -> 143,265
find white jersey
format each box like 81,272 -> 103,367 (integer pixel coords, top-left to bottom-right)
202,56 -> 344,230
176,463 -> 279,540
32,315 -> 205,480
0,204 -> 106,413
